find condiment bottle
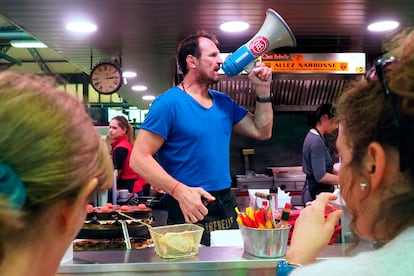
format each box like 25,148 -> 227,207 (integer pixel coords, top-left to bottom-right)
262,200 -> 276,229
269,185 -> 278,216
276,202 -> 291,228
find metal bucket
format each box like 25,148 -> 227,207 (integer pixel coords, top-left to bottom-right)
239,224 -> 291,258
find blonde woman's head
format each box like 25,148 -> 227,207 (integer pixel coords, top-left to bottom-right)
0,72 -> 113,260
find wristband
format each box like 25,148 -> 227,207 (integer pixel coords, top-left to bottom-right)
170,182 -> 180,196
276,260 -> 302,276
256,93 -> 273,103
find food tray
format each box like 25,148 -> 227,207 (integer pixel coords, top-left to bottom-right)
73,238 -> 153,251
86,204 -> 152,221
77,219 -> 151,239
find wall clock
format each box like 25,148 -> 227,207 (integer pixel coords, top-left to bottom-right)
90,62 -> 122,94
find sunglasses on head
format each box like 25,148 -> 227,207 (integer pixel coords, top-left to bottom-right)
366,55 -> 399,128
366,55 -> 408,171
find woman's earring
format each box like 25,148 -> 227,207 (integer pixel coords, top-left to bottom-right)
360,182 -> 368,190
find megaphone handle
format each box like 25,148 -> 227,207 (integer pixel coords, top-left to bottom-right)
245,60 -> 272,82
243,61 -> 256,74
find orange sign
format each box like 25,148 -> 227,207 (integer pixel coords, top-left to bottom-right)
262,53 -> 365,74
264,61 -> 349,72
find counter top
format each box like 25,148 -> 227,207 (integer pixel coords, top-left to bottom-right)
57,243 -> 372,276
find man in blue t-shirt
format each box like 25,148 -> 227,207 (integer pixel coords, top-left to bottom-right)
130,30 -> 273,245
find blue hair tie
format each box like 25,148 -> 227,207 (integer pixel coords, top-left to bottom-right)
0,161 -> 27,210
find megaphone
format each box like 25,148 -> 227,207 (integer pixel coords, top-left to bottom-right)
222,8 -> 296,77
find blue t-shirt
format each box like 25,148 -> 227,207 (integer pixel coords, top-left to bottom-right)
141,86 -> 248,191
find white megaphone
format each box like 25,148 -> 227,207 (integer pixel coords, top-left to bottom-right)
222,8 -> 296,77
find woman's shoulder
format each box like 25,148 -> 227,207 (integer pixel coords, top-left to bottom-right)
304,131 -> 324,145
293,229 -> 414,275
113,138 -> 132,149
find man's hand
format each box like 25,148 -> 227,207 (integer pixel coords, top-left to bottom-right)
173,183 -> 216,223
248,62 -> 272,93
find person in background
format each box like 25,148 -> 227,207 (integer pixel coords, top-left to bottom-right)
301,103 -> 339,204
130,30 -> 273,245
0,72 -> 113,276
278,28 -> 414,275
109,116 -> 146,195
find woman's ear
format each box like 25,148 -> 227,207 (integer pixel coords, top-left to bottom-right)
320,114 -> 330,122
58,178 -> 99,236
78,178 -> 99,205
365,142 -> 386,192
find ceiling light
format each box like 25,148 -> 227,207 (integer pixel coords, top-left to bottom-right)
142,95 -> 155,101
122,71 -> 137,78
367,20 -> 399,32
10,40 -> 47,48
132,85 -> 148,91
66,21 -> 97,33
220,21 -> 249,32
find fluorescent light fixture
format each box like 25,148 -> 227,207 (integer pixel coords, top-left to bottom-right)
132,85 -> 148,91
122,71 -> 137,78
10,40 -> 47,48
142,95 -> 155,101
66,21 -> 97,33
367,20 -> 399,32
220,21 -> 249,32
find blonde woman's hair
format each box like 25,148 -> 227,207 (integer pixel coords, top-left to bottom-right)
0,72 -> 113,261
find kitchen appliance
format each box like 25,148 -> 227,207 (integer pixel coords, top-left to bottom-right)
236,148 -> 274,192
235,149 -> 274,210
266,166 -> 306,206
236,175 -> 274,192
77,219 -> 150,239
127,195 -> 165,210
79,204 -> 153,239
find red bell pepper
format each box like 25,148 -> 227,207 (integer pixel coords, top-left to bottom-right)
254,209 -> 266,229
239,213 -> 257,228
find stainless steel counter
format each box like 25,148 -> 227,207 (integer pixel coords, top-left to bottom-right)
57,243 -> 372,276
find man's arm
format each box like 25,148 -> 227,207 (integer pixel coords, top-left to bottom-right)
130,129 -> 215,223
233,62 -> 273,140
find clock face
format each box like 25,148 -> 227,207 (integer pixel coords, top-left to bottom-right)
90,63 -> 122,94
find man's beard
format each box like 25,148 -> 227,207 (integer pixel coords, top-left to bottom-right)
210,72 -> 220,84
211,78 -> 220,84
